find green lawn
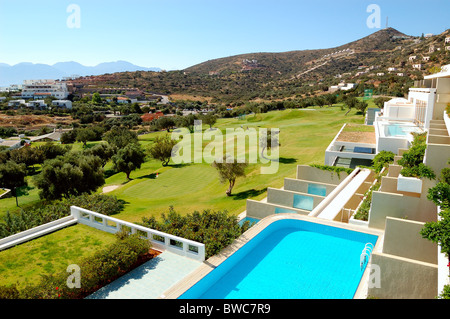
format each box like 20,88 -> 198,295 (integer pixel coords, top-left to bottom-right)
0,224 -> 116,288
103,106 -> 367,223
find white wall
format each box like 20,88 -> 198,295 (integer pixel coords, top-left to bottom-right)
71,206 -> 206,262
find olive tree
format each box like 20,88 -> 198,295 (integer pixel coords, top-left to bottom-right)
213,155 -> 248,196
148,134 -> 179,167
34,152 -> 105,200
111,143 -> 146,180
0,161 -> 27,207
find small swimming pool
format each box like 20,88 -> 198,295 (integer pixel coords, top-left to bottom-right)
180,219 -> 378,299
383,123 -> 422,137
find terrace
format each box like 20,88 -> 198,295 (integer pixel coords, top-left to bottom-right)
243,165 -> 375,226
374,98 -> 425,154
325,123 -> 376,169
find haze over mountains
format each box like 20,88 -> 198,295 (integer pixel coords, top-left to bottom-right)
0,61 -> 161,86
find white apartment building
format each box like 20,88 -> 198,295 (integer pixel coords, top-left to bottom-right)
329,83 -> 356,93
370,64 -> 450,156
26,100 -> 47,108
326,64 -> 450,168
7,99 -> 26,107
21,80 -> 69,100
52,100 -> 73,109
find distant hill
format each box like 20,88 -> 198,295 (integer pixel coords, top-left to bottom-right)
0,61 -> 161,86
44,28 -> 450,104
184,28 -> 411,76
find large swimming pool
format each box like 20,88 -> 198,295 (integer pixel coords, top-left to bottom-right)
179,219 -> 378,299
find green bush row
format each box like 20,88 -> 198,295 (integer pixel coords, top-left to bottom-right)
0,194 -> 124,239
140,207 -> 251,259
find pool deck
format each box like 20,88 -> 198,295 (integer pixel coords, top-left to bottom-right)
87,251 -> 202,299
160,213 -> 384,299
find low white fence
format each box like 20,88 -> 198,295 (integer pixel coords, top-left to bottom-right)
0,216 -> 77,251
71,206 -> 206,262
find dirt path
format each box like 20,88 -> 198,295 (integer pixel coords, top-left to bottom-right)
102,185 -> 120,194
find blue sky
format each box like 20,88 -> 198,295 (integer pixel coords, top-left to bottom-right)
0,0 -> 449,70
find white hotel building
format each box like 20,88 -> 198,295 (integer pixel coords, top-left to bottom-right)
21,79 -> 69,100
325,64 -> 450,172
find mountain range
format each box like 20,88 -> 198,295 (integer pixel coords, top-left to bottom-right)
0,61 -> 161,87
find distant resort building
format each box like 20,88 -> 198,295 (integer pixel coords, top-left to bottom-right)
21,79 -> 69,100
26,100 -> 46,109
329,83 -> 356,93
327,64 -> 450,166
51,100 -> 73,109
0,138 -> 23,150
29,128 -> 71,143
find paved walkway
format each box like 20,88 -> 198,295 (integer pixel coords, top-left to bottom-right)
86,251 -> 202,299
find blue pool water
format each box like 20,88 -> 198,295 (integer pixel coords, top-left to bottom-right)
180,219 -> 378,299
387,124 -> 408,136
293,194 -> 314,211
385,123 -> 421,137
308,183 -> 327,197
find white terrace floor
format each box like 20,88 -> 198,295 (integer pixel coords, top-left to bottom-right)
86,251 -> 202,299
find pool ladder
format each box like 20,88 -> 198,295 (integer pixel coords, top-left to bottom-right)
360,243 -> 374,270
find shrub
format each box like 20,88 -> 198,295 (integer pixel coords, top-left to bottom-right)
372,151 -> 395,173
310,164 -> 354,178
440,167 -> 450,185
398,133 -> 435,179
0,194 -> 124,239
427,182 -> 450,209
400,163 -> 436,180
34,151 -> 105,200
140,207 -> 250,258
0,285 -> 20,299
439,285 -> 450,299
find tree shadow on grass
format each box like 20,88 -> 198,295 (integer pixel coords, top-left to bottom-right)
168,163 -> 192,169
276,157 -> 297,164
231,188 -> 267,200
104,169 -> 117,179
136,173 -> 157,180
15,185 -> 34,197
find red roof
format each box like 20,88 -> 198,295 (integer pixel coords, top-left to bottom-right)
141,112 -> 164,122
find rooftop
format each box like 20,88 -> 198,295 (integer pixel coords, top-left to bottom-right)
336,124 -> 376,144
424,64 -> 450,79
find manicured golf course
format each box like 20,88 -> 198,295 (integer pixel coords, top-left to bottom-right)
101,106 -> 367,222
